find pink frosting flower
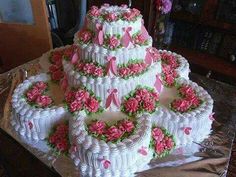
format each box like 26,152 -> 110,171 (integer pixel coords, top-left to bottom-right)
151,91 -> 159,102
49,65 -> 60,73
105,13 -> 117,22
132,8 -> 141,16
186,95 -> 201,108
128,63 -> 144,74
164,74 -> 175,86
118,120 -> 134,133
105,126 -> 123,141
143,98 -> 155,112
89,120 -> 106,135
163,136 -> 174,150
69,100 -> 83,112
89,6 -> 100,17
118,67 -> 131,77
161,53 -> 179,69
135,88 -> 150,101
85,97 -> 99,113
179,85 -> 195,98
56,138 -> 68,152
51,53 -> 62,64
123,11 -> 136,21
35,81 -> 47,91
75,90 -> 89,102
78,30 -> 93,43
108,36 -> 120,49
171,99 -> 191,112
51,70 -> 64,81
83,63 -> 96,74
147,47 -> 160,62
124,97 -> 139,113
155,141 -> 165,154
26,87 -> 41,102
56,123 -> 69,136
152,128 -> 164,143
134,34 -> 146,45
63,47 -> 75,59
36,95 -> 52,107
65,91 -> 75,103
94,67 -> 104,77
77,62 -> 85,71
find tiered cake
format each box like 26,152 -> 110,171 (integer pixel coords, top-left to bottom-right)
11,4 -> 214,177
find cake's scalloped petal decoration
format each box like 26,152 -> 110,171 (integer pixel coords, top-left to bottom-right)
105,89 -> 120,109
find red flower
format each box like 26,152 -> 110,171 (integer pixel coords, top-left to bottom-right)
135,88 -> 150,101
51,53 -> 62,64
89,6 -> 100,17
75,90 -> 89,102
152,127 -> 164,143
78,30 -> 93,43
49,65 -> 60,73
186,95 -> 200,108
179,85 -> 195,98
88,120 -> 106,135
56,138 -> 68,152
155,141 -> 165,154
124,97 -> 139,113
151,91 -> 159,102
65,91 -> 75,103
128,63 -> 143,74
118,120 -> 134,133
35,95 -> 52,107
164,74 -> 175,86
108,36 -> 120,49
83,63 -> 96,74
163,136 -> 174,150
134,34 -> 146,45
56,123 -> 69,136
85,97 -> 99,113
105,13 -> 117,22
26,87 -> 41,102
35,81 -> 47,91
143,98 -> 155,112
51,70 -> 64,81
123,11 -> 136,21
171,99 -> 191,113
118,67 -> 131,77
77,62 -> 85,71
93,67 -> 104,77
69,100 -> 83,112
105,126 -> 123,141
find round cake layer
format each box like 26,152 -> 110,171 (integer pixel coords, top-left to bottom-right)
70,111 -> 152,177
86,4 -> 143,37
11,73 -> 68,140
159,50 -> 190,80
75,41 -> 152,66
151,78 -> 214,147
63,60 -> 161,111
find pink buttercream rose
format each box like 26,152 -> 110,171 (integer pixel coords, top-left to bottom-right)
151,91 -> 159,102
56,138 -> 68,152
26,87 -> 41,102
118,67 -> 131,77
164,74 -> 175,86
83,63 -> 96,74
119,120 -> 134,133
85,97 -> 99,113
49,65 -> 60,73
155,142 -> 165,154
124,97 -> 139,113
56,124 -> 69,136
163,136 -> 174,150
186,95 -> 200,108
35,81 -> 47,91
36,95 -> 52,107
108,36 -> 120,49
89,120 -> 106,135
51,53 -> 62,64
105,126 -> 123,141
134,34 -> 146,45
93,67 -> 104,77
171,99 -> 191,112
152,128 -> 164,143
179,85 -> 195,98
77,62 -> 85,71
69,100 -> 83,112
78,30 -> 93,43
89,6 -> 100,17
132,8 -> 141,16
143,98 -> 155,112
75,90 -> 89,102
65,91 -> 75,103
128,63 -> 143,74
51,70 -> 64,81
105,13 -> 117,22
123,11 -> 136,21
135,88 -> 150,101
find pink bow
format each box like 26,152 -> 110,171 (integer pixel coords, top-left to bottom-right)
154,74 -> 163,93
121,27 -> 133,48
94,23 -> 104,45
145,48 -> 153,65
182,127 -> 192,135
209,112 -> 215,121
138,146 -> 148,156
105,89 -> 120,109
141,20 -> 149,41
71,52 -> 79,64
106,56 -> 117,76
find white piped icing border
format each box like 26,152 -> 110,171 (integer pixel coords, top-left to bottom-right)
74,36 -> 152,66
152,78 -> 214,147
63,60 -> 162,111
70,111 -> 152,177
11,73 -> 69,141
159,50 -> 190,80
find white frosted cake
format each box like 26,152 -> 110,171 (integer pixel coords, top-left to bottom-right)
11,3 -> 214,177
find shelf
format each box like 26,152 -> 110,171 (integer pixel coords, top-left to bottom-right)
171,11 -> 236,32
169,45 -> 236,80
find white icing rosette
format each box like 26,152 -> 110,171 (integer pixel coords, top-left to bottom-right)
11,73 -> 69,141
63,59 -> 161,111
152,78 -> 214,147
69,111 -> 152,177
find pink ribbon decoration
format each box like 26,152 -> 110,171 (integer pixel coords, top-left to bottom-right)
106,56 -> 117,76
94,23 -> 104,45
28,121 -> 33,130
71,52 -> 79,64
105,89 -> 120,109
141,20 -> 149,41
182,127 -> 192,135
138,146 -> 148,156
154,74 -> 163,94
209,112 -> 215,121
145,48 -> 153,65
121,27 -> 133,48
60,76 -> 68,91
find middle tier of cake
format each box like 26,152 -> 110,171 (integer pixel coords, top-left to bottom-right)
63,60 -> 162,111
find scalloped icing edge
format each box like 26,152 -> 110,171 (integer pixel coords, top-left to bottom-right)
69,111 -> 152,176
11,73 -> 69,141
151,78 -> 214,147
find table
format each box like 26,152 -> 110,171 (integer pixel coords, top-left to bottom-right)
0,58 -> 235,177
